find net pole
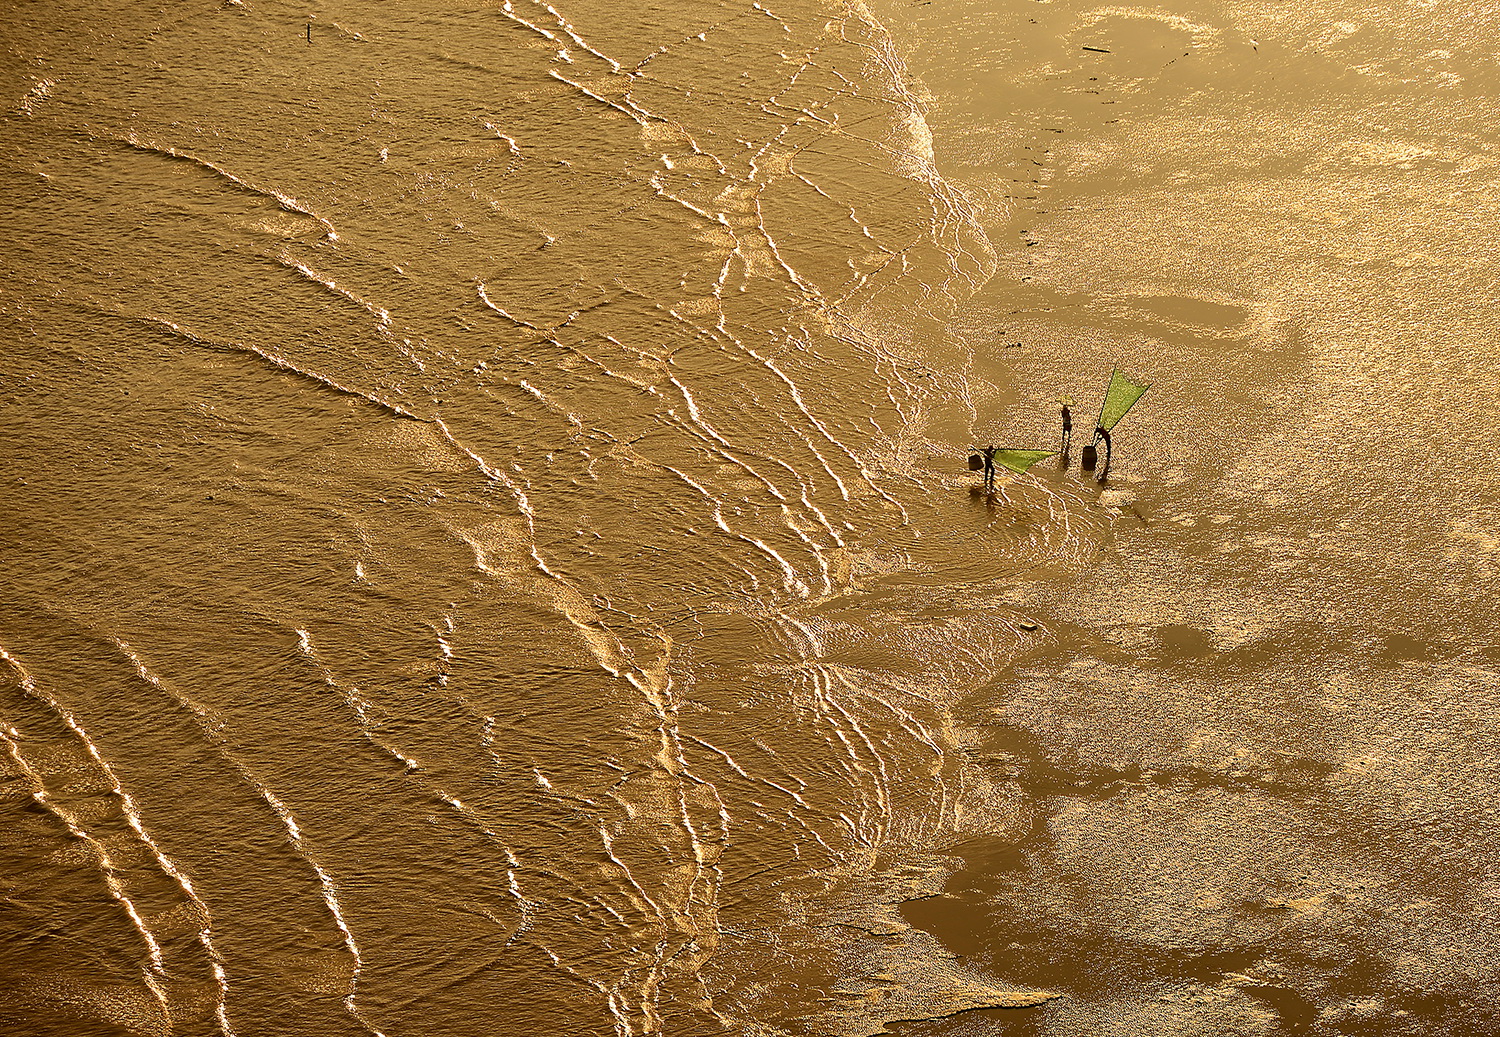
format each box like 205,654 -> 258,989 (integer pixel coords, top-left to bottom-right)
1093,367 -> 1116,444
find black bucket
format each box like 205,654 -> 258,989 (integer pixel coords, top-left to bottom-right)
967,454 -> 983,471
1080,444 -> 1097,471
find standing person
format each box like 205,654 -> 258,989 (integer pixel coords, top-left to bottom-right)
982,444 -> 998,490
1061,403 -> 1073,451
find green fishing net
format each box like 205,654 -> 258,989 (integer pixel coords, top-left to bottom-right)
1096,368 -> 1150,431
994,448 -> 1056,474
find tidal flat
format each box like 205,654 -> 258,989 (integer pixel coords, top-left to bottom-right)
2,1 -> 1497,1034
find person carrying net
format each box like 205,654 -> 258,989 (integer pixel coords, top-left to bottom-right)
1080,367 -> 1148,480
969,445 -> 1056,491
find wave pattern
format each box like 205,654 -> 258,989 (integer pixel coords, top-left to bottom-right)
0,0 -> 1102,1033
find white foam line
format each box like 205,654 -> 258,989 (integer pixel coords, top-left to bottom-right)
117,132 -> 338,240
358,713 -> 544,948
635,938 -> 672,1034
189,635 -> 387,1034
662,375 -> 758,471
487,372 -> 592,445
786,806 -> 839,859
110,642 -> 242,1035
538,621 -> 724,1023
778,505 -> 833,596
680,733 -> 807,809
832,669 -> 950,831
713,502 -> 808,597
288,629 -> 584,956
284,259 -> 391,328
738,759 -> 834,858
725,432 -> 846,546
549,70 -> 649,126
796,486 -> 845,545
750,0 -> 793,33
477,281 -> 542,329
526,939 -> 623,1027
813,664 -> 891,839
648,173 -> 730,228
744,735 -> 852,864
832,811 -> 862,843
641,675 -> 718,919
30,634 -> 387,1037
187,332 -> 525,528
712,248 -> 736,300
829,233 -> 921,309
498,0 -> 559,41
597,821 -> 669,925
500,846 -> 537,944
26,765 -> 171,976
774,613 -> 827,661
428,415 -> 536,517
748,190 -> 822,300
807,668 -> 861,768
765,407 -> 856,508
480,123 -> 524,157
540,2 -> 624,72
693,315 -> 885,513
261,789 -> 385,1035
648,385 -> 841,582
786,162 -> 842,207
227,338 -> 426,423
832,669 -> 940,752
803,670 -> 876,842
0,651 -> 172,1023
669,319 -> 867,525
648,387 -> 808,524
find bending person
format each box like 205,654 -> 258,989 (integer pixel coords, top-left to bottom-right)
1094,426 -> 1111,480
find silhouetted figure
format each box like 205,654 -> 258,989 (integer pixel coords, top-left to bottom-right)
982,445 -> 997,490
1061,404 -> 1073,451
1095,426 -> 1111,480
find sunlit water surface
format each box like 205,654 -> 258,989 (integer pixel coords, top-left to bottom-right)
2,1 -> 1497,1035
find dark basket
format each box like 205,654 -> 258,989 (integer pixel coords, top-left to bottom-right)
967,455 -> 983,471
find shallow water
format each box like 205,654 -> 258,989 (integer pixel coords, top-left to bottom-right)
1,1 -> 1497,1034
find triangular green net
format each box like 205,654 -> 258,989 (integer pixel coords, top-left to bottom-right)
1096,368 -> 1150,432
994,448 -> 1056,474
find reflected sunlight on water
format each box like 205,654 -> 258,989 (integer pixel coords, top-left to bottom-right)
2,0 -> 1497,1034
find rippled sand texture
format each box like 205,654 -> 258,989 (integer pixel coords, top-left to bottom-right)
2,0 -> 1498,1035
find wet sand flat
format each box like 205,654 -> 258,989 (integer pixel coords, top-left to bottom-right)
2,0 -> 1498,1034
